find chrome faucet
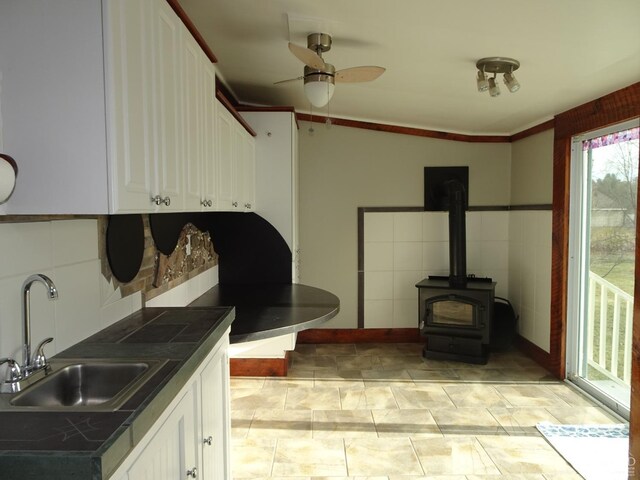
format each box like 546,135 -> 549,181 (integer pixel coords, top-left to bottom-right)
22,274 -> 58,375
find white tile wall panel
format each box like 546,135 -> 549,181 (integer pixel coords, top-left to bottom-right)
364,242 -> 394,271
393,242 -> 423,271
364,213 -> 394,242
394,212 -> 422,241
364,271 -> 394,300
422,212 -> 448,241
51,219 -> 98,266
393,270 -> 425,300
364,299 -> 393,328
393,299 -> 419,328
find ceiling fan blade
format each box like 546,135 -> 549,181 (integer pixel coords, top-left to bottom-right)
335,66 -> 386,83
273,75 -> 304,85
288,42 -> 325,70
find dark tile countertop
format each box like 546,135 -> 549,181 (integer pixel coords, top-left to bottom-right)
189,283 -> 340,343
0,306 -> 234,480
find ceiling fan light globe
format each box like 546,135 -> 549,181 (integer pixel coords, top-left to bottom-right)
304,80 -> 335,108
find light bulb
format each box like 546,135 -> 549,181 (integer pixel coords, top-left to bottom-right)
503,72 -> 520,93
476,71 -> 489,92
488,77 -> 500,97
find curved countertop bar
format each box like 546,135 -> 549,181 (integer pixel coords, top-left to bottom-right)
0,306 -> 234,479
189,283 -> 340,343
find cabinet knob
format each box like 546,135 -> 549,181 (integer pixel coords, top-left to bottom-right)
151,195 -> 171,206
203,435 -> 213,446
201,199 -> 213,207
186,467 -> 198,478
232,201 -> 238,207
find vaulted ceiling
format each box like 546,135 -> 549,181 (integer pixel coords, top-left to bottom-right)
180,0 -> 640,135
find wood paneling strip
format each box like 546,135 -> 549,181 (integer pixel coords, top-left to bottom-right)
296,113 -> 511,143
215,90 -> 257,137
514,334 -> 554,374
296,328 -> 423,344
509,119 -> 555,142
549,82 -> 640,381
230,353 -> 290,377
165,0 -> 217,63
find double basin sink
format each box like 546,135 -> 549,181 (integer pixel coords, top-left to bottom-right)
5,359 -> 167,411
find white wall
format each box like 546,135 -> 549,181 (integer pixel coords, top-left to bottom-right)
299,124 -> 511,329
0,219 -> 141,366
363,210 -> 510,329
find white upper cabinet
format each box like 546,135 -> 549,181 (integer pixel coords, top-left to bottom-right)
0,0 -> 217,214
215,101 -> 255,213
201,62 -> 218,210
242,111 -> 299,280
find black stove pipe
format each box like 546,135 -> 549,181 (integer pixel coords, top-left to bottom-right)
447,180 -> 467,288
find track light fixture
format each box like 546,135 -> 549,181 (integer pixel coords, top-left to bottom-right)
475,57 -> 520,97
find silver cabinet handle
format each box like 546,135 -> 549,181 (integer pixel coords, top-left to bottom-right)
232,201 -> 238,207
203,435 -> 213,446
186,467 -> 197,478
201,199 -> 213,207
152,195 -> 171,206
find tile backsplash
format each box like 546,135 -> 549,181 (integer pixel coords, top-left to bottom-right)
0,219 -> 142,363
362,209 -> 551,352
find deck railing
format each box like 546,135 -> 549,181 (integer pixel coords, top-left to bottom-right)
587,271 -> 634,386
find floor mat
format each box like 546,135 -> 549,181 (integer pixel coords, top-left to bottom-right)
536,422 -> 629,480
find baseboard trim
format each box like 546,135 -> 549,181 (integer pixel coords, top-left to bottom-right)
296,328 -> 423,344
230,351 -> 291,377
514,334 -> 556,377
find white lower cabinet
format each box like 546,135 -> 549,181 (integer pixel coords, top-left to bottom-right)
110,332 -> 231,480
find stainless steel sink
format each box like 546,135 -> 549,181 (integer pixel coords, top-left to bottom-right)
9,359 -> 167,411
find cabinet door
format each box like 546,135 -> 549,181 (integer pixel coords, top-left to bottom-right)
201,60 -> 217,210
243,133 -> 256,211
154,0 -> 183,211
182,30 -> 203,211
200,348 -> 231,480
106,0 -> 156,213
231,125 -> 244,211
127,388 -> 198,480
216,104 -> 234,210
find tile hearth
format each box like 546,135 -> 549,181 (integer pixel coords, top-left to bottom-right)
230,343 -> 621,479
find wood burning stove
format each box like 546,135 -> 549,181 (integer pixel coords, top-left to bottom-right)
417,176 -> 495,364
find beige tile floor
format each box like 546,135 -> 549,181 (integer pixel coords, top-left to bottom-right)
230,343 -> 623,479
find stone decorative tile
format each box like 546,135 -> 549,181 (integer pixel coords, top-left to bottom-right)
230,409 -> 254,439
294,344 -> 317,355
544,384 -> 600,407
391,386 -> 455,409
408,368 -> 461,383
394,342 -> 425,354
336,355 -> 381,370
378,355 -> 433,370
431,407 -> 507,436
411,437 -> 500,475
453,368 -> 552,383
315,369 -> 365,388
443,385 -> 512,408
466,475 -> 546,479
345,438 -> 424,476
544,406 -> 620,424
291,353 -> 338,370
248,409 -> 312,439
340,387 -> 398,410
494,385 -> 569,407
286,368 -> 317,380
263,374 -> 315,388
272,438 -> 347,476
362,368 -> 414,387
388,476 -> 467,480
231,437 -> 276,478
230,388 -> 287,411
477,436 -> 576,475
541,473 -> 585,479
355,343 -> 405,355
372,409 -> 441,438
489,407 -> 563,436
285,387 -> 342,410
316,344 -> 357,355
313,410 -> 377,438
230,376 -> 265,388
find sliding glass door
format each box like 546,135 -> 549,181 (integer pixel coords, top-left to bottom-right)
567,119 -> 639,419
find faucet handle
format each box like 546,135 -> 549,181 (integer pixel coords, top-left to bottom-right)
0,358 -> 23,382
33,337 -> 54,370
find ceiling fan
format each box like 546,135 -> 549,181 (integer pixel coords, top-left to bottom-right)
275,33 -> 385,108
